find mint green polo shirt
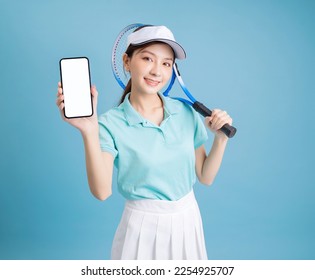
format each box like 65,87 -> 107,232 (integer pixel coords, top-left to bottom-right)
98,93 -> 208,201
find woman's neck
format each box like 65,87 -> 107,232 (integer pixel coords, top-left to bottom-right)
129,91 -> 164,126
129,91 -> 163,113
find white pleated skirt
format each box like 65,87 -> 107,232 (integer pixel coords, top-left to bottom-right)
111,191 -> 208,260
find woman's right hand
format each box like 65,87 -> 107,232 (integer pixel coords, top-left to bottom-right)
56,82 -> 99,136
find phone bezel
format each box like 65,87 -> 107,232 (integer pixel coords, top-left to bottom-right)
59,56 -> 93,119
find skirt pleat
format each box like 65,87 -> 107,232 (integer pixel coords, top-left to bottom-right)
111,206 -> 132,259
194,206 -> 207,258
155,214 -> 172,259
137,213 -> 158,259
120,210 -> 144,259
170,213 -> 184,259
111,190 -> 208,260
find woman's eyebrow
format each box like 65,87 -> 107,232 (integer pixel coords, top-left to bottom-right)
139,50 -> 174,61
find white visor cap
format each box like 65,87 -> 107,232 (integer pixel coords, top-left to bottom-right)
127,25 -> 186,60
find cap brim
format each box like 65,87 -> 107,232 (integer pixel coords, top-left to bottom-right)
131,39 -> 186,60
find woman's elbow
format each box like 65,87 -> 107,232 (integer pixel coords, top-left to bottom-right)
92,189 -> 112,201
199,177 -> 214,187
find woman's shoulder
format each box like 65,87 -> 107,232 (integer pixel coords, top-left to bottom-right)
163,95 -> 197,117
98,104 -> 125,125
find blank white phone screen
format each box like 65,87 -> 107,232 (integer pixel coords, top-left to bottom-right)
60,57 -> 93,118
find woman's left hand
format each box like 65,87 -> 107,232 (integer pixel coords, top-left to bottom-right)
205,109 -> 233,140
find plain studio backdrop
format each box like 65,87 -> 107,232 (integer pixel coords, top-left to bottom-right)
0,0 -> 314,260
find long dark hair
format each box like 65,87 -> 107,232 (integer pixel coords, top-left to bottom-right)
118,44 -> 138,105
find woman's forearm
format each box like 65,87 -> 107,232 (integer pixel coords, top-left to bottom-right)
82,131 -> 114,200
201,136 -> 228,185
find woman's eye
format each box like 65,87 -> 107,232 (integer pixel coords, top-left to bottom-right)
164,62 -> 171,67
143,57 -> 153,62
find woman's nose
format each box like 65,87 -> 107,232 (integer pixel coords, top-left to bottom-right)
150,62 -> 161,76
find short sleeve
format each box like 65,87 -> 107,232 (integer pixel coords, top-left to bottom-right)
98,115 -> 118,158
192,109 -> 208,149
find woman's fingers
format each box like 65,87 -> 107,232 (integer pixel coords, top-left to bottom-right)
56,82 -> 65,119
91,85 -> 98,98
56,92 -> 64,105
58,101 -> 65,111
56,83 -> 62,98
207,109 -> 232,131
91,85 -> 98,112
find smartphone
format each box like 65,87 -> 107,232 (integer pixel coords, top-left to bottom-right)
59,57 -> 93,118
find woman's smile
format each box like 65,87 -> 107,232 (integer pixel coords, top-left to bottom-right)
144,77 -> 161,87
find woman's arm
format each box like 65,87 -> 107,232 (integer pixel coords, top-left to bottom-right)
195,138 -> 228,186
56,82 -> 113,200
195,109 -> 232,186
82,132 -> 114,200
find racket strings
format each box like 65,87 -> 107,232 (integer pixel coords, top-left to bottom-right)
112,24 -> 142,89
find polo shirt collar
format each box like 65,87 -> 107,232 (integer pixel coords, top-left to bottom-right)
122,92 -> 180,126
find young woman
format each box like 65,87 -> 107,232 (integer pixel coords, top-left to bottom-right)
56,25 -> 233,260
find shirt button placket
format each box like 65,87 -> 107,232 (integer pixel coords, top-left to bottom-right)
158,127 -> 166,142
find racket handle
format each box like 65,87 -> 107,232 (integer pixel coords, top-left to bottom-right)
193,101 -> 237,138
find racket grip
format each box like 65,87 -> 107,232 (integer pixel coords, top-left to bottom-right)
193,101 -> 237,138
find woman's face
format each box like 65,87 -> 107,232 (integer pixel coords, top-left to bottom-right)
124,43 -> 174,95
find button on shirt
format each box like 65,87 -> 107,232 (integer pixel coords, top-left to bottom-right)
98,93 -> 208,201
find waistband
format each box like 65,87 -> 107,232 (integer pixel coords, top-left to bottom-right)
125,191 -> 197,214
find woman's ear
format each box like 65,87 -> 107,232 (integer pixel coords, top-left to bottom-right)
123,53 -> 130,72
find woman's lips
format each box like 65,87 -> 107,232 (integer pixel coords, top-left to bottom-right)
144,78 -> 160,87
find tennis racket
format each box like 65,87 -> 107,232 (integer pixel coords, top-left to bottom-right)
169,63 -> 237,138
111,23 -> 237,138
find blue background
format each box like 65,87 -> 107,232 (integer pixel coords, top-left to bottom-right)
1,0 -> 314,259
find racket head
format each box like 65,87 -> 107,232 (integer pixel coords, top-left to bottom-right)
111,23 -> 144,90
111,23 -> 177,94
